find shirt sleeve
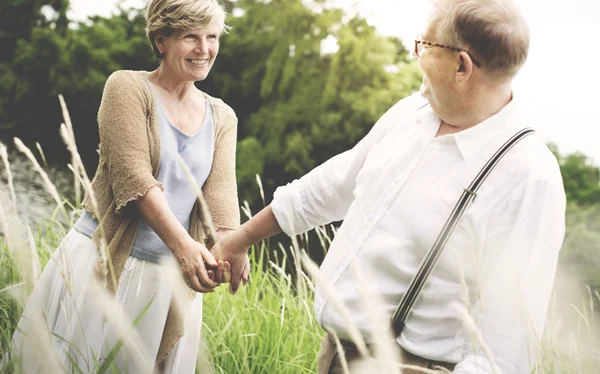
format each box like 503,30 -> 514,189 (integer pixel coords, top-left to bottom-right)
271,93 -> 427,236
453,179 -> 566,373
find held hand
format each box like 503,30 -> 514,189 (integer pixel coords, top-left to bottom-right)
173,238 -> 220,293
209,205 -> 282,293
210,229 -> 251,294
213,246 -> 249,294
208,228 -> 241,285
212,254 -> 250,285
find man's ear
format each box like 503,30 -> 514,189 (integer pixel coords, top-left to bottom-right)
458,55 -> 466,72
456,52 -> 474,83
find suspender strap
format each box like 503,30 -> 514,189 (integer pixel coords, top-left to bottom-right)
391,127 -> 536,336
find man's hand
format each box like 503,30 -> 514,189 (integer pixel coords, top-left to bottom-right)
209,206 -> 283,294
213,252 -> 250,294
172,238 -> 220,293
210,228 -> 252,294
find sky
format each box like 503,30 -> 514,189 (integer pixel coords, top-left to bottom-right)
68,0 -> 600,165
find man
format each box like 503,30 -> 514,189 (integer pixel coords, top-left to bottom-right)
213,0 -> 566,372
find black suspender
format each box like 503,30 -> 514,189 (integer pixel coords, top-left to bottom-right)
391,127 -> 536,336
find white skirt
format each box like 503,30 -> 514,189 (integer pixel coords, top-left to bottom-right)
11,229 -> 204,374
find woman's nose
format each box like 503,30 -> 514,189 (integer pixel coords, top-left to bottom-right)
195,39 -> 209,54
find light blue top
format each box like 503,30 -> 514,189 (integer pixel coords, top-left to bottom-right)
75,91 -> 215,263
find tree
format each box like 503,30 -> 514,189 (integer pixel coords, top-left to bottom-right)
550,143 -> 600,207
549,144 -> 600,310
0,0 -> 423,205
209,0 -> 422,205
0,6 -> 155,170
0,0 -> 69,63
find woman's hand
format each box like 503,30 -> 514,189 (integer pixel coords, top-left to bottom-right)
172,238 -> 220,293
133,186 -> 220,293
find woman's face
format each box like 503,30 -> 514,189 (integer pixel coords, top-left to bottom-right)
157,21 -> 221,82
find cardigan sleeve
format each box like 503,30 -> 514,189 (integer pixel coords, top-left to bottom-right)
97,71 -> 162,216
201,99 -> 241,230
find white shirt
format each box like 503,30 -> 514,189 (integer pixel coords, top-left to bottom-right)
271,93 -> 566,373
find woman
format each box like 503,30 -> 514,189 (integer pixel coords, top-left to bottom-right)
11,0 -> 246,372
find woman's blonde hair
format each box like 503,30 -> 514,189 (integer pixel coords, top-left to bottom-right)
429,0 -> 529,82
145,0 -> 230,59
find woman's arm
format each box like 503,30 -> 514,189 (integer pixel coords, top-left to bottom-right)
135,186 -> 219,293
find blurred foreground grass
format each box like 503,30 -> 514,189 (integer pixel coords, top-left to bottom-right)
0,215 -> 324,373
0,216 -> 599,373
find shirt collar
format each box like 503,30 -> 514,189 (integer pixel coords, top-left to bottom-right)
426,93 -> 525,160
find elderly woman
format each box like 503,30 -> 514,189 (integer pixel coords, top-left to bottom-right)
11,0 -> 245,372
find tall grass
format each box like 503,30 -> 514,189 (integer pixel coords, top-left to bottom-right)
203,246 -> 322,373
1,207 -> 599,373
0,212 -> 324,373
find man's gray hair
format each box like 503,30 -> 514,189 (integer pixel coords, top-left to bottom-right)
429,0 -> 530,81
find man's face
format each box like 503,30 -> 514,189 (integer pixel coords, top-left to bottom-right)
417,26 -> 458,113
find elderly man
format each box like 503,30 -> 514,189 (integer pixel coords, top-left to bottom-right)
214,0 -> 566,372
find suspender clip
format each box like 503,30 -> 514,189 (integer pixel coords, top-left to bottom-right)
463,188 -> 477,198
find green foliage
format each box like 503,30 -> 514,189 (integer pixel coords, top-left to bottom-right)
210,0 -> 422,204
559,202 -> 600,288
0,0 -> 69,63
0,0 -> 422,204
0,5 -> 155,170
561,154 -> 600,206
547,145 -> 600,309
550,143 -> 600,207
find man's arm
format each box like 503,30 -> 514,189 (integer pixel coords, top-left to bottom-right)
214,93 -> 427,293
211,205 -> 281,293
271,93 -> 427,237
454,179 -> 566,373
210,137 -> 371,293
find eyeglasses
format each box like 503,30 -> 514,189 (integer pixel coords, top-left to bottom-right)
414,39 -> 482,68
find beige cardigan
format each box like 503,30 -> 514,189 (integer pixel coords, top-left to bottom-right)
81,70 -> 240,363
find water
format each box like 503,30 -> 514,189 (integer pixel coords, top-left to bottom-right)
0,140 -> 76,231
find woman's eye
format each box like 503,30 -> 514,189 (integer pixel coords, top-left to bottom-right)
208,34 -> 218,40
184,34 -> 196,39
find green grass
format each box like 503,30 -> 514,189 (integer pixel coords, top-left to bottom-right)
0,217 -> 324,373
0,215 -> 599,373
203,246 -> 322,374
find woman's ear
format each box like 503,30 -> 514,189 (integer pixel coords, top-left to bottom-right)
155,32 -> 165,55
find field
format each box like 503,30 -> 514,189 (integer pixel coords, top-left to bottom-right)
0,103 -> 598,372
